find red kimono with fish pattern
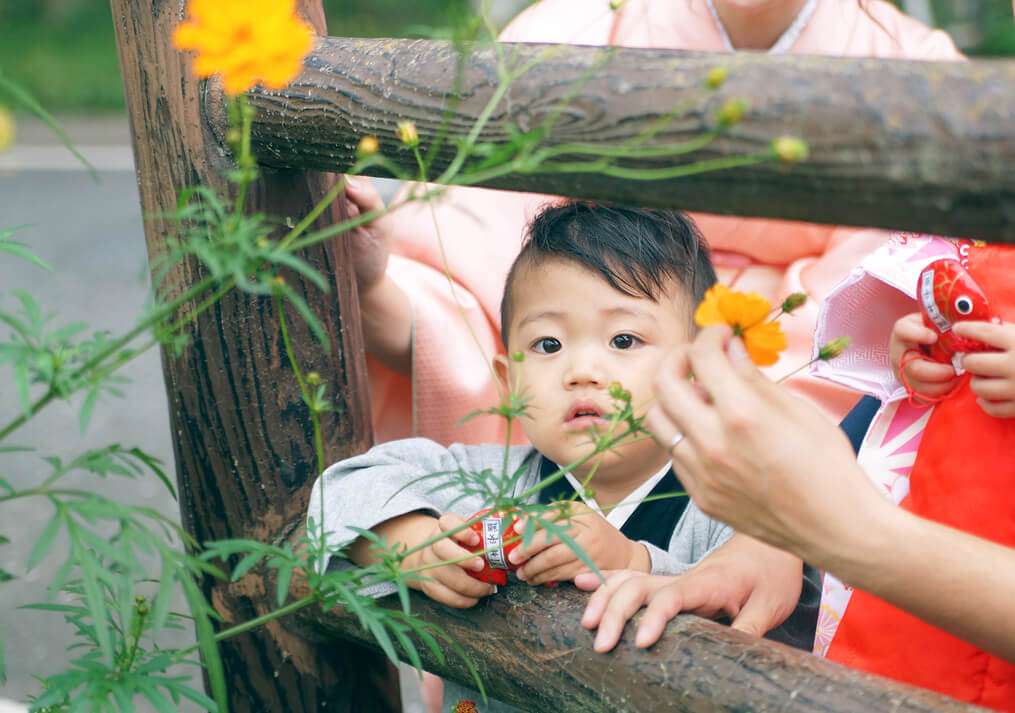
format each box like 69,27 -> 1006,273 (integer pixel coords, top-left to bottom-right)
824,242 -> 1015,710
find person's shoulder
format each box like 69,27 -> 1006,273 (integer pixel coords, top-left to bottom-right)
497,0 -> 614,45
859,0 -> 964,60
446,442 -> 538,471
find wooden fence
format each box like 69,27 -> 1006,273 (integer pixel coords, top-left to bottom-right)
110,1 -> 1007,711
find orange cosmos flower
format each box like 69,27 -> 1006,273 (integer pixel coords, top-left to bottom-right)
694,284 -> 787,366
173,0 -> 314,95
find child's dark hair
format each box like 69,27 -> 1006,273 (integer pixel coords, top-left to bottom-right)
500,202 -> 716,347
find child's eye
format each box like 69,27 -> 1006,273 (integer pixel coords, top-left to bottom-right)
531,337 -> 562,354
610,333 -> 642,350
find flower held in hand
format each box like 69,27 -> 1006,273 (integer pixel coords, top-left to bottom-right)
694,284 -> 787,366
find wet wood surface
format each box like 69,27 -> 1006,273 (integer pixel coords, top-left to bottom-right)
227,37 -> 1015,242
109,1 -> 395,710
305,581 -> 988,713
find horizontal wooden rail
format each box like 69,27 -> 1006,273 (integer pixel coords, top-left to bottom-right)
209,37 -> 1015,242
295,582 -> 985,713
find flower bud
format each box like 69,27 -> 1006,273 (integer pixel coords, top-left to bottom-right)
273,275 -> 287,287
225,127 -> 242,150
609,0 -> 626,10
608,381 -> 631,402
705,66 -> 728,90
0,106 -> 16,152
306,371 -> 322,386
818,336 -> 851,361
357,135 -> 380,157
510,351 -> 525,363
780,292 -> 807,314
716,98 -> 748,128
396,121 -> 419,148
772,136 -> 809,163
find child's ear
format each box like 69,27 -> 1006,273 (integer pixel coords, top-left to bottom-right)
493,354 -> 510,393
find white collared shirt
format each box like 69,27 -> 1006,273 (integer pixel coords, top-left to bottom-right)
564,460 -> 673,530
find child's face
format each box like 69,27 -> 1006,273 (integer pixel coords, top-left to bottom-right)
501,258 -> 693,489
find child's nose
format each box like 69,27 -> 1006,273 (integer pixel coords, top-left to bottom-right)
564,350 -> 606,388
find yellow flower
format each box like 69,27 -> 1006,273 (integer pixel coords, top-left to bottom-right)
716,98 -> 748,127
356,135 -> 380,157
694,284 -> 788,366
396,121 -> 419,148
705,66 -> 728,90
772,136 -> 809,163
0,106 -> 14,153
172,0 -> 314,96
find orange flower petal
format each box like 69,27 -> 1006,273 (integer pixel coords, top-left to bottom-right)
173,0 -> 314,93
694,284 -> 730,327
743,322 -> 787,366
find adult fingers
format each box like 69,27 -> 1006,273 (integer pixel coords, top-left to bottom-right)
633,583 -> 690,648
592,578 -> 658,652
953,320 -> 1015,350
976,398 -> 1015,419
970,377 -> 1015,402
963,352 -> 1014,379
686,326 -> 762,412
574,570 -> 614,593
730,590 -> 784,637
343,175 -> 385,212
652,348 -> 722,451
580,570 -> 645,629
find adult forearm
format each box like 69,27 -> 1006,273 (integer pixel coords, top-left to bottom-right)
816,500 -> 1015,663
360,275 -> 413,376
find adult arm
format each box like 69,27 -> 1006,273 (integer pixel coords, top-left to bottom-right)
646,326 -> 1015,663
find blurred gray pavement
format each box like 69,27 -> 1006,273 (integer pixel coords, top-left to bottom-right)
0,117 -> 420,711
0,115 -> 188,707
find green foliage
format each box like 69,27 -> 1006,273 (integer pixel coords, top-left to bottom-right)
1,27 -> 770,710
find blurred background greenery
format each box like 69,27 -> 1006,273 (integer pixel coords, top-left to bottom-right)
0,0 -> 1013,114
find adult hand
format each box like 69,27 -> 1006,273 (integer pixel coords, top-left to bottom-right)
343,176 -> 396,296
645,326 -> 888,562
575,534 -> 802,652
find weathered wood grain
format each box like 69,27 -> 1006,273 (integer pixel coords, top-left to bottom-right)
229,37 -> 1015,242
109,2 -> 394,710
304,582 -> 987,713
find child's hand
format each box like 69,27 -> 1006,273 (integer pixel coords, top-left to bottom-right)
508,503 -> 649,586
890,312 -> 959,398
343,176 -> 396,296
954,320 -> 1015,418
403,513 -> 496,608
574,535 -> 802,652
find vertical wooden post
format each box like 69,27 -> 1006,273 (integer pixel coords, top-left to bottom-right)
109,1 -> 398,710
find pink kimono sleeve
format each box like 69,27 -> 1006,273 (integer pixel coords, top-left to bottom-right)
811,234 -> 958,400
368,189 -> 550,445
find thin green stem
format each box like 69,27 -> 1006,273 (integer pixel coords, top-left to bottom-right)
0,277 -> 217,442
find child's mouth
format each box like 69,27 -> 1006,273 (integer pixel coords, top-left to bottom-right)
563,401 -> 608,430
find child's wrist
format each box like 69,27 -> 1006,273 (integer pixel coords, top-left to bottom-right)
627,541 -> 651,573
